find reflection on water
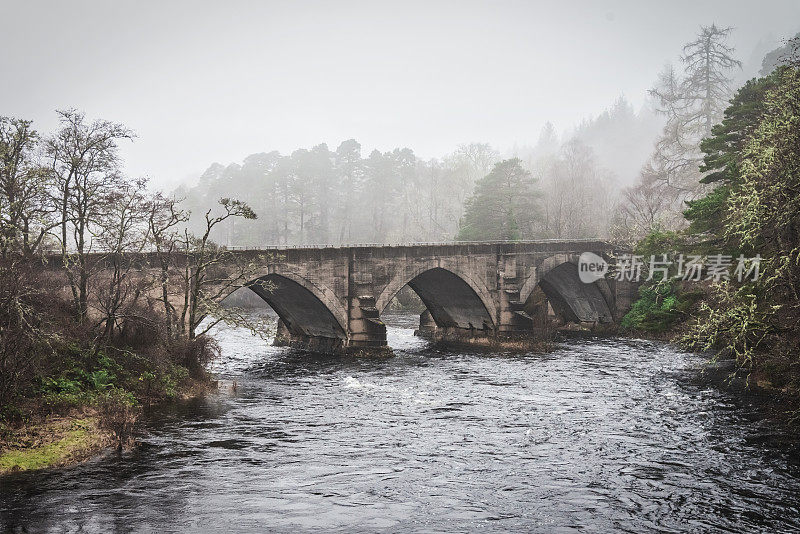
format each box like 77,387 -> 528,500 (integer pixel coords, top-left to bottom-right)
2,312 -> 800,533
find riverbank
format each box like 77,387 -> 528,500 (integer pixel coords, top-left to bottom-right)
621,325 -> 800,429
0,414 -> 113,474
0,377 -> 217,475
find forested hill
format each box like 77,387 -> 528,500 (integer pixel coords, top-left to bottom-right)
174,98 -> 661,248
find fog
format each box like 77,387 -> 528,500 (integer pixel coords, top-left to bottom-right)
3,0 -> 798,191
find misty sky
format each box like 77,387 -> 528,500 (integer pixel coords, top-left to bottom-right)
3,0 -> 799,189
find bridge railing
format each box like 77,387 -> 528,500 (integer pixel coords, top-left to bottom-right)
222,238 -> 611,251
39,238 -> 615,256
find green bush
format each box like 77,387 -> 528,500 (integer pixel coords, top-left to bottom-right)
40,376 -> 83,395
633,229 -> 687,258
681,283 -> 774,365
39,348 -> 121,396
89,369 -> 115,390
621,281 -> 703,333
36,347 -> 140,413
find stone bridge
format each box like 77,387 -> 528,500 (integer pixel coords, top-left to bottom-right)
229,240 -> 636,353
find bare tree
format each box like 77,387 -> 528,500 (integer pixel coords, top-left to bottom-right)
681,25 -> 742,137
176,198 -> 272,339
539,139 -> 616,239
453,143 -> 499,214
147,192 -> 189,343
46,110 -> 134,321
92,177 -> 150,343
456,143 -> 499,181
610,167 -> 678,245
648,25 -> 741,201
0,117 -> 53,256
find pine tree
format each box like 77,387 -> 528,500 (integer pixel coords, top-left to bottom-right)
684,70 -> 781,241
457,158 -> 540,241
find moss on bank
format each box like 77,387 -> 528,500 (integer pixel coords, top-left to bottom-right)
0,375 -> 216,475
0,339 -> 218,475
0,416 -> 112,474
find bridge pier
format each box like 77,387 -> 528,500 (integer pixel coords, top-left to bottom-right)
413,311 -> 554,351
345,295 -> 390,353
273,319 -> 346,353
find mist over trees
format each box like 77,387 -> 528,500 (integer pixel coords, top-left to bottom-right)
178,94 -> 664,246
760,31 -> 800,75
171,25 -> 794,249
176,141 -> 503,245
613,25 -> 743,241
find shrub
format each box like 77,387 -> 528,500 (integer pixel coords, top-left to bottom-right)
621,280 -> 704,333
116,306 -> 162,350
681,283 -> 776,365
95,388 -> 140,449
633,229 -> 688,258
173,335 -> 219,378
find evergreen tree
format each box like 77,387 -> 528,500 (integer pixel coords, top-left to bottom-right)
685,66 -> 800,379
726,66 -> 800,258
684,70 -> 781,241
457,158 -> 540,241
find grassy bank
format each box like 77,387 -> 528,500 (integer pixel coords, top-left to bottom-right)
0,329 -> 218,475
0,374 -> 215,475
0,257 -> 223,474
0,415 -> 112,474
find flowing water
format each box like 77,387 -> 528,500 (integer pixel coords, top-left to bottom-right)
2,312 -> 800,533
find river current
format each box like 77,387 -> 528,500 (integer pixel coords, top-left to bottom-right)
2,312 -> 800,533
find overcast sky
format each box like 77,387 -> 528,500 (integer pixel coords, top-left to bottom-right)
3,0 -> 799,189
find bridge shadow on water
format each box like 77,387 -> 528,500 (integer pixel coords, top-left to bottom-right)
235,309 -> 563,383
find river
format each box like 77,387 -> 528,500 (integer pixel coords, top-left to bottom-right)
2,312 -> 800,533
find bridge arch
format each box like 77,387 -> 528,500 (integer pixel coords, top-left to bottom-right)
376,263 -> 496,330
244,268 -> 347,340
520,254 -> 614,324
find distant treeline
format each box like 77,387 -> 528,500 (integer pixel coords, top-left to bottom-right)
176,96 -> 662,247
178,141 -> 489,246
177,27 -> 798,249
